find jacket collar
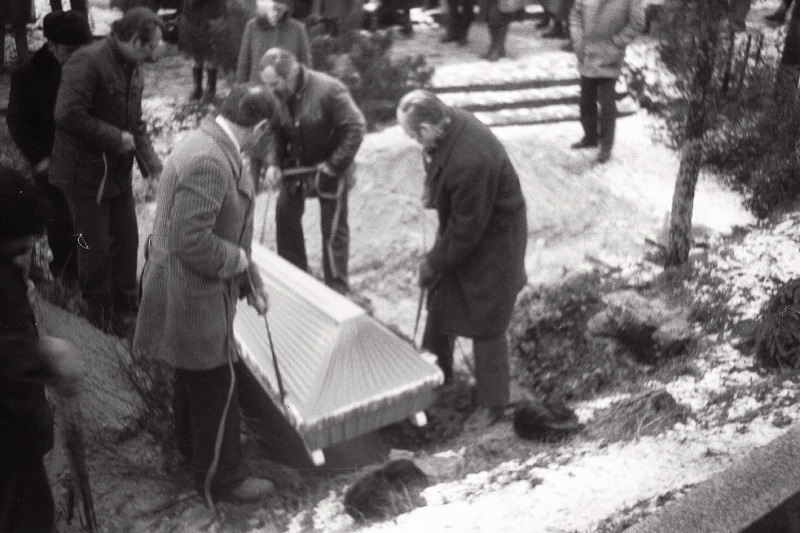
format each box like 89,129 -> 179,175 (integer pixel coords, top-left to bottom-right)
200,117 -> 254,199
422,109 -> 465,207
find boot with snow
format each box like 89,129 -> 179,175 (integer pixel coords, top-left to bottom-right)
191,66 -> 203,100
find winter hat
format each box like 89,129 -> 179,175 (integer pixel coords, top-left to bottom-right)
43,10 -> 93,46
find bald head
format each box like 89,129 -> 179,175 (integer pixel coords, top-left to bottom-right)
397,90 -> 450,149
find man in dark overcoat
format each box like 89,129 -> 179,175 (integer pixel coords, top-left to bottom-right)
259,47 -> 366,294
397,89 -> 528,431
50,7 -> 163,335
0,165 -> 83,533
134,85 -> 275,504
6,10 -> 92,282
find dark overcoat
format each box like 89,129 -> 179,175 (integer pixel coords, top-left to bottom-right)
6,46 -> 61,169
425,108 -> 528,339
133,117 -> 264,370
50,37 -> 162,199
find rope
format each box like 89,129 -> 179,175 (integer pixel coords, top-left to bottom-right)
321,172 -> 346,282
202,289 -> 237,511
246,269 -> 287,408
95,152 -> 108,205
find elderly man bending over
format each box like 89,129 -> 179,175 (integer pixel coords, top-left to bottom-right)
397,90 -> 528,431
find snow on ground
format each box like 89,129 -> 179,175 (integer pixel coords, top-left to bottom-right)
283,126 -> 800,532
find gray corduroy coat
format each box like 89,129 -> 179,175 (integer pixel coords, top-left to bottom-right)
134,117 -> 264,370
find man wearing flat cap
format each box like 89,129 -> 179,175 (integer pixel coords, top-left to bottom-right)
6,10 -> 92,283
135,85 -> 276,504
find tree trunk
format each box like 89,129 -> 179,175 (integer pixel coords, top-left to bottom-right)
777,0 -> 800,96
664,139 -> 703,267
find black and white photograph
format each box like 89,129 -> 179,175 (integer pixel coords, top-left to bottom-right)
2,0 -> 800,531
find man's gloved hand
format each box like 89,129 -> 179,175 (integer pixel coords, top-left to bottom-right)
418,258 -> 437,288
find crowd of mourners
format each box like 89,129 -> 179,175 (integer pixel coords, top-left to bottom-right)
1,0 -> 780,529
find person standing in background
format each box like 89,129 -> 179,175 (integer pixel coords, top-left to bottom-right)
180,0 -> 226,101
569,0 -> 644,163
50,7 -> 163,336
235,0 -> 311,84
6,10 -> 93,283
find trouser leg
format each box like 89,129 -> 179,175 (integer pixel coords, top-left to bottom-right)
319,188 -> 349,294
579,76 -> 599,144
421,288 -> 454,382
460,0 -> 475,38
472,333 -> 510,407
13,24 -> 29,64
275,183 -> 309,272
32,171 -> 76,279
597,77 -> 617,153
180,362 -> 244,499
173,369 -> 193,459
108,189 -> 139,314
69,0 -> 89,15
444,0 -> 460,37
66,194 -> 114,325
0,458 -> 55,533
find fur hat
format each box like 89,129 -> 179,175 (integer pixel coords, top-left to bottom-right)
43,10 -> 93,46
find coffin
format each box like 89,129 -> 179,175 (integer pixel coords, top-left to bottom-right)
234,243 -> 444,465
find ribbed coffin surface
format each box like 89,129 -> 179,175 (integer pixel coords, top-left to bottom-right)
234,243 -> 444,452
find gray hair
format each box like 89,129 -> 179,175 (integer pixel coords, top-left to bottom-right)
397,90 -> 449,134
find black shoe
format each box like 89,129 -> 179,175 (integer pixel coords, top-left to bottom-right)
571,138 -> 598,149
456,36 -> 468,46
597,149 -> 612,163
765,8 -> 787,24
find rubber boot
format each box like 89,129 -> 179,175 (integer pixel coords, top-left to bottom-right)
191,66 -> 203,100
204,69 -> 217,102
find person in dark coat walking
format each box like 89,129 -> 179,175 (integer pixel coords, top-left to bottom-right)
397,90 -> 528,431
440,0 -> 473,45
0,164 -> 83,533
259,47 -> 366,294
134,85 -> 275,504
50,7 -> 163,336
6,10 -> 92,282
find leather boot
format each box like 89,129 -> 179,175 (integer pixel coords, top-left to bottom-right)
191,66 -> 203,100
204,69 -> 217,102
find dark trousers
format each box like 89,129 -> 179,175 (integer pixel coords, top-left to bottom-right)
578,76 -> 617,152
275,181 -> 350,294
444,0 -> 474,39
173,363 -> 244,499
422,294 -> 511,407
65,189 -> 139,321
49,0 -> 88,14
0,458 -> 54,533
33,171 -> 76,280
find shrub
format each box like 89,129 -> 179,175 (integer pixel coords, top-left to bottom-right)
753,278 -> 800,369
310,29 -> 433,127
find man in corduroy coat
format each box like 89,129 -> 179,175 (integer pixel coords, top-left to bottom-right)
397,90 -> 528,431
134,85 -> 275,503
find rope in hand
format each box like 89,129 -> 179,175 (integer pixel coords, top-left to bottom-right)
246,268 -> 287,407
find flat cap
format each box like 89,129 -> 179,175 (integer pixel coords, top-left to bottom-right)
43,10 -> 93,46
